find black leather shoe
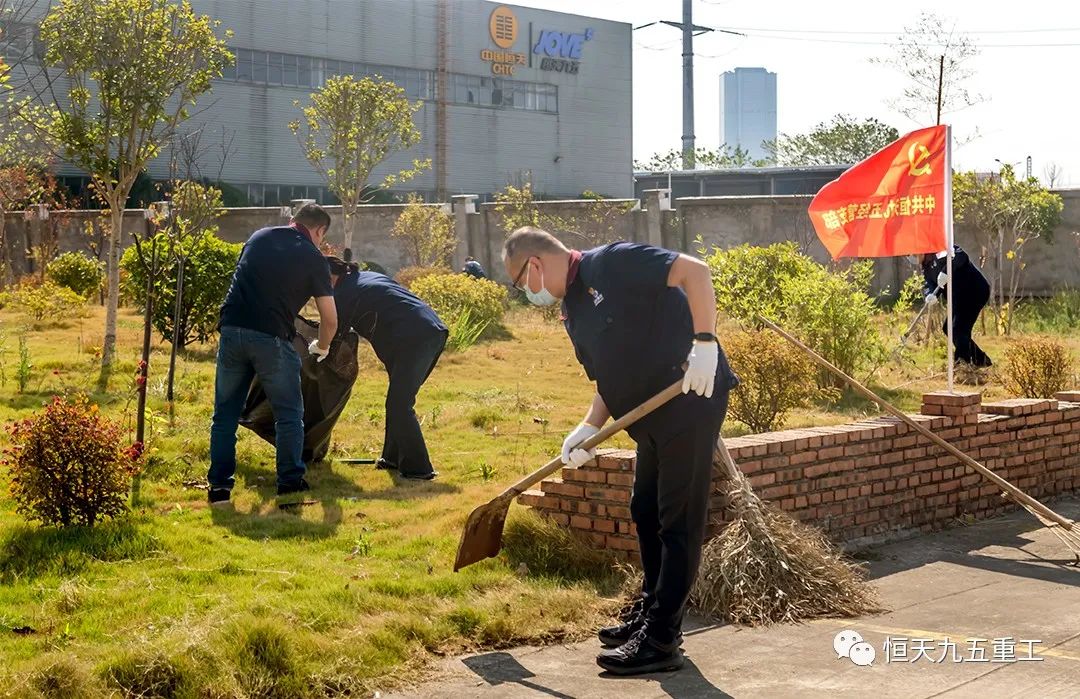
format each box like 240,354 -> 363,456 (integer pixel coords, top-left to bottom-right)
208,488 -> 231,506
375,458 -> 397,471
277,478 -> 310,496
596,630 -> 684,676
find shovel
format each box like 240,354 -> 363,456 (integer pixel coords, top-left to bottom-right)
453,378 -> 685,571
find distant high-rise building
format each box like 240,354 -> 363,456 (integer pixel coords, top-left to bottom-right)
719,67 -> 777,162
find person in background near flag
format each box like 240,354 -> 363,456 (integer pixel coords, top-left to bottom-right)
921,244 -> 992,368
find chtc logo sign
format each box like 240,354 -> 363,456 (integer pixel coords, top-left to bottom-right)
482,6 -> 526,75
533,28 -> 594,75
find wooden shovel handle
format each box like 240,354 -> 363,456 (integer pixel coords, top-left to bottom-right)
498,379 -> 686,499
759,316 -> 1073,530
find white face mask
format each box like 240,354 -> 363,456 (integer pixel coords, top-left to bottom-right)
524,262 -> 558,306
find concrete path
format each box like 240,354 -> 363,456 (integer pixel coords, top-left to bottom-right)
391,497 -> 1080,698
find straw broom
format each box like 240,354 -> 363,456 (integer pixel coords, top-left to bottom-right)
691,439 -> 882,626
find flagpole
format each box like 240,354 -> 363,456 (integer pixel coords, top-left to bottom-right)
944,124 -> 955,393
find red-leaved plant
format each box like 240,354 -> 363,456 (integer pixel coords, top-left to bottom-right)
3,396 -> 141,528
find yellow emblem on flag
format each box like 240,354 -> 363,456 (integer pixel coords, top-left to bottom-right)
908,142 -> 932,176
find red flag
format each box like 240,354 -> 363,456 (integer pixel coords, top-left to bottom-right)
808,125 -> 948,259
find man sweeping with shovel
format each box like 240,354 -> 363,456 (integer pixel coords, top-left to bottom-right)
503,226 -> 738,676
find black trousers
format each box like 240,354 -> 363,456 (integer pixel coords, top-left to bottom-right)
629,390 -> 728,646
943,292 -> 992,368
374,330 -> 447,477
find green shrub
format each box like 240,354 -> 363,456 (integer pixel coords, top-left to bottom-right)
725,330 -> 828,433
779,261 -> 885,387
703,241 -> 818,324
394,265 -> 448,289
410,273 -> 507,329
3,396 -> 138,528
0,280 -> 87,321
703,243 -> 885,388
120,233 -> 242,347
1003,337 -> 1075,398
46,252 -> 104,298
895,270 -> 928,314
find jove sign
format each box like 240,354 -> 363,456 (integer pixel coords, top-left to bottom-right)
481,6 -> 596,77
532,27 -> 594,75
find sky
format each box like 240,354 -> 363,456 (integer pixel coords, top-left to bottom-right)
516,0 -> 1080,186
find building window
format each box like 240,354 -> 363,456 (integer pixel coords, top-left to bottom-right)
216,46 -> 557,113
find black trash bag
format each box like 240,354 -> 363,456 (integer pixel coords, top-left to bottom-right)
239,316 -> 360,463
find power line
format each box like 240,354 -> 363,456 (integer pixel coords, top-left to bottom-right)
713,24 -> 1080,36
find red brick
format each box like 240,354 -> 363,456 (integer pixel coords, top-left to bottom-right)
562,468 -> 608,484
544,481 -> 584,498
518,490 -> 545,508
606,472 -> 634,487
583,487 -> 628,503
607,505 -> 631,520
593,518 -> 615,534
818,446 -> 845,459
606,536 -> 638,551
570,515 -> 592,530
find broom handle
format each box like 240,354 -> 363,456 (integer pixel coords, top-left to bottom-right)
759,316 -> 1073,530
497,379 -> 686,499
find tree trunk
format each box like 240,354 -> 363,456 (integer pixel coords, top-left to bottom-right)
0,205 -> 9,288
343,205 -> 355,256
136,245 -> 156,446
166,255 -> 185,422
102,204 -> 124,368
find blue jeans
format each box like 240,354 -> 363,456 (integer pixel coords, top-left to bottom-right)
208,326 -> 305,490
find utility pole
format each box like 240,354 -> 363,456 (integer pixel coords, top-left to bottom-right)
634,8 -> 743,172
681,0 -> 695,169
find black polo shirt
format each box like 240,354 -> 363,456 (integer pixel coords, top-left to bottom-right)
219,225 -> 333,340
334,271 -> 447,350
562,242 -> 738,437
921,245 -> 991,306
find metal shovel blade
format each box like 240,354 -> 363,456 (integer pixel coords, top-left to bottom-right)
453,492 -> 514,572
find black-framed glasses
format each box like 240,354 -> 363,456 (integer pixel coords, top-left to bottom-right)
511,257 -> 531,291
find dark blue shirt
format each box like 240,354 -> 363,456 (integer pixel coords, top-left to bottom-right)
463,260 -> 487,279
334,271 -> 447,349
219,226 -> 333,340
562,242 -> 738,432
922,245 -> 991,307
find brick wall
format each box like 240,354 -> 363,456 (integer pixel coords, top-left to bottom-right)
519,390 -> 1080,554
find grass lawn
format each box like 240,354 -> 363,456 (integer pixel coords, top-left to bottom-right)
0,302 -> 1076,696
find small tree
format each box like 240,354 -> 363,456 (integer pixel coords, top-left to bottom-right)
765,115 -> 899,166
290,74 -> 429,253
1044,162 -> 1064,188
36,0 -> 232,368
391,193 -> 456,268
953,166 -> 1063,334
0,105 -> 52,287
492,180 -> 634,248
872,12 -> 982,125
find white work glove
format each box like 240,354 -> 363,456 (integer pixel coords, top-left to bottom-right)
307,339 -> 330,362
561,422 -> 600,469
683,340 -> 718,398
937,271 -> 949,289
924,292 -> 939,307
